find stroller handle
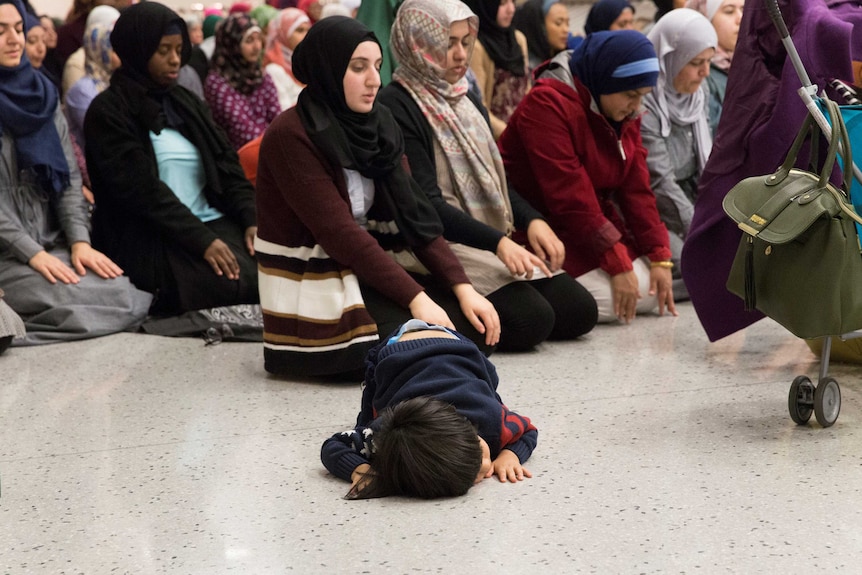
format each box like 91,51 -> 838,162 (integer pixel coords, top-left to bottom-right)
763,0 -> 862,201
765,0 -> 789,38
765,0 -> 815,90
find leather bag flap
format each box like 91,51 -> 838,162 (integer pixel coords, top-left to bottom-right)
722,169 -> 840,244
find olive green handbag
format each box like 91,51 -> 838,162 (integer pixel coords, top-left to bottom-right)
723,98 -> 862,338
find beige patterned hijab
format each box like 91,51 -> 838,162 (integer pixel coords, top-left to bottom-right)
390,0 -> 513,235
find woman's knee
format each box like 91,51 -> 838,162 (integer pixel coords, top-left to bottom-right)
486,282 -> 555,352
532,275 -> 598,339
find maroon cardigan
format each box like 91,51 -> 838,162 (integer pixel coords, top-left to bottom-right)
256,108 -> 468,308
255,108 -> 470,376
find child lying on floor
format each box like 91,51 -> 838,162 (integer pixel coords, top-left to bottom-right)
321,319 -> 537,499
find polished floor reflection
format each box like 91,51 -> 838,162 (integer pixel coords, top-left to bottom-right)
2,302 -> 862,573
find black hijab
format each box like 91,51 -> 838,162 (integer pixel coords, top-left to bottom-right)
514,0 -> 553,65
292,16 -> 443,247
107,2 -> 236,199
462,0 -> 526,77
110,2 -> 192,93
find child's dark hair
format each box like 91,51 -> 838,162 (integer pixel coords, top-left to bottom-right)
353,396 -> 482,499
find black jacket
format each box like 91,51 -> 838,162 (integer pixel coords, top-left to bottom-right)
84,71 -> 256,292
377,82 -> 543,253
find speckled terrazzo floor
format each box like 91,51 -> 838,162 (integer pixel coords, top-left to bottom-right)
3,301 -> 862,573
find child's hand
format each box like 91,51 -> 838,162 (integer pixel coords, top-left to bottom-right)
345,463 -> 373,499
490,449 -> 532,483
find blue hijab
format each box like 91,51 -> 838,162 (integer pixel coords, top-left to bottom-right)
584,0 -> 635,34
569,30 -> 659,98
0,0 -> 69,196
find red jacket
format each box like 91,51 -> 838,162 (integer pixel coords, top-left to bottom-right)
499,62 -> 671,278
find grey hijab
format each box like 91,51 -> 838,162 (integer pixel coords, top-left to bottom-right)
645,8 -> 717,170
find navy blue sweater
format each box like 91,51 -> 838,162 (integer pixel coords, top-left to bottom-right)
321,333 -> 538,481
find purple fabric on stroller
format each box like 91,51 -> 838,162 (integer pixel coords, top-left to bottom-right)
681,0 -> 862,341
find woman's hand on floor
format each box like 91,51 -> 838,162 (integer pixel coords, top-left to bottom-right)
71,242 -> 123,279
611,270 -> 641,324
204,239 -> 240,280
452,283 -> 500,347
649,267 -> 677,317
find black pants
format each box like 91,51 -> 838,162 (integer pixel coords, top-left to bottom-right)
362,279 -> 496,357
0,335 -> 12,355
486,274 -> 598,352
152,217 -> 259,314
362,273 -> 597,355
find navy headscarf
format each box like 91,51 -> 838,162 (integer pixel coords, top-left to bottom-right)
0,0 -> 69,196
584,0 -> 635,34
569,30 -> 659,98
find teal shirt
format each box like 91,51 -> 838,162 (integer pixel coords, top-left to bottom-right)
150,128 -> 224,223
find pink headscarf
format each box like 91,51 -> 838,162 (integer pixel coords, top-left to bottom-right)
297,0 -> 319,22
686,0 -> 734,71
263,8 -> 310,79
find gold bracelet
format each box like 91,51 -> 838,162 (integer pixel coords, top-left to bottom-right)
649,260 -> 674,269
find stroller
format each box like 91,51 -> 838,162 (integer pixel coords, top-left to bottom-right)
750,0 -> 862,428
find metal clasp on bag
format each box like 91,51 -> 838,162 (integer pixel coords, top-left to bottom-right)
739,213 -> 768,236
739,222 -> 762,236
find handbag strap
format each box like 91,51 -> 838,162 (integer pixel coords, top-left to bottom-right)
770,97 -> 851,192
819,98 -> 862,225
772,112 -> 817,182
828,182 -> 862,226
824,98 -> 853,193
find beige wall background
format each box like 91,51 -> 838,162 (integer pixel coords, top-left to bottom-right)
30,0 -> 216,18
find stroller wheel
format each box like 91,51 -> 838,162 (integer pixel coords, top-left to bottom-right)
814,377 -> 841,428
788,375 -> 814,425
